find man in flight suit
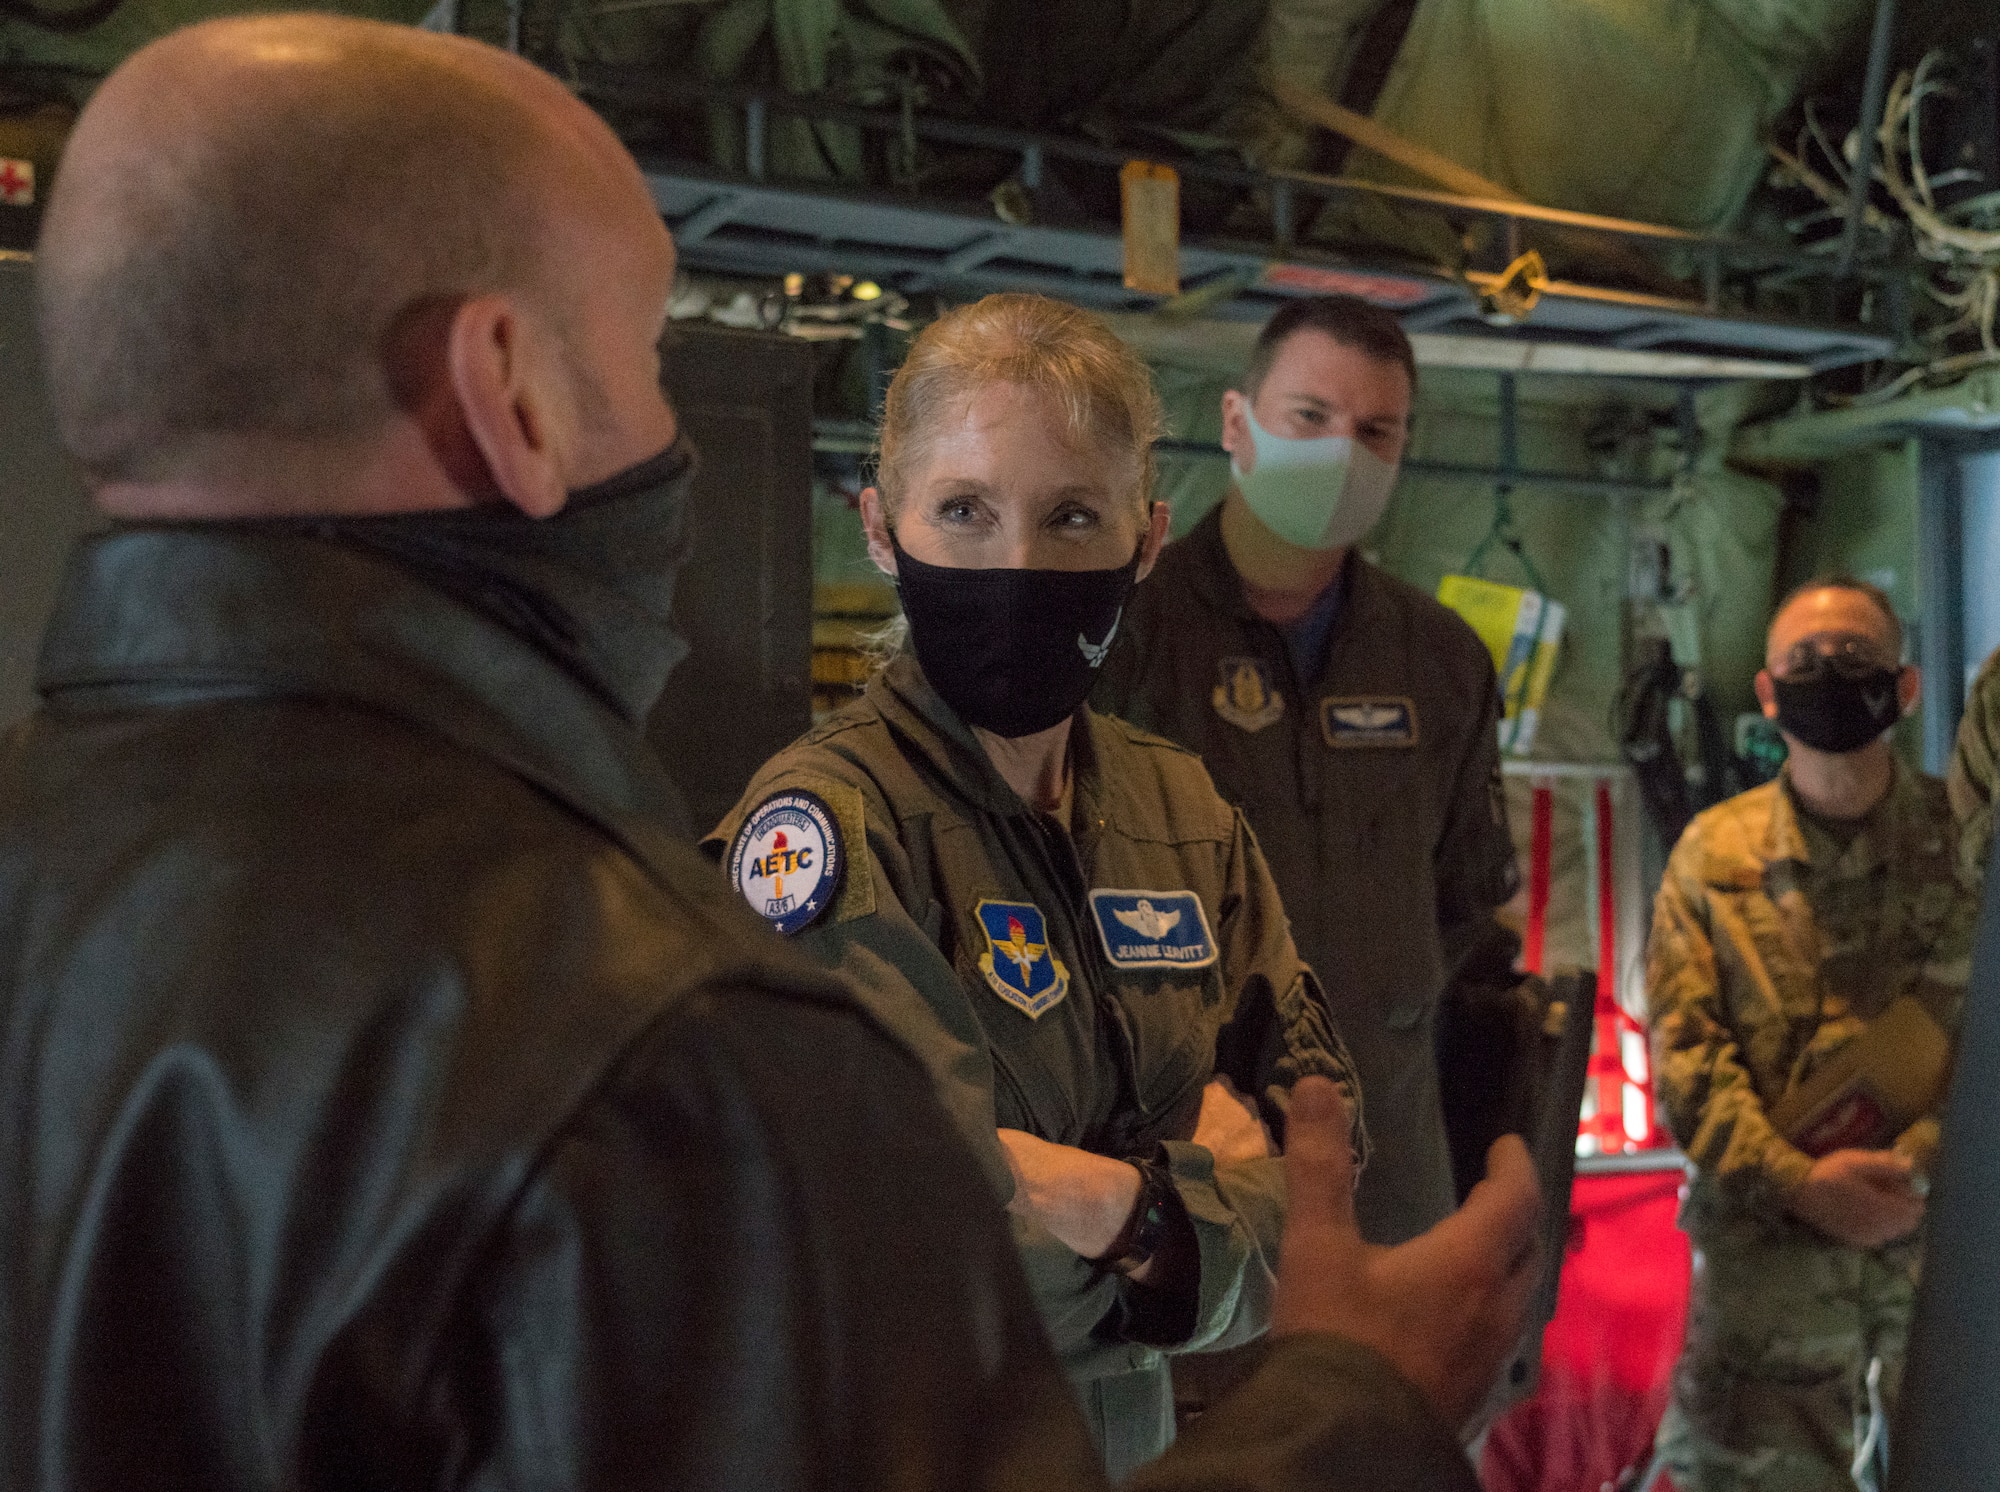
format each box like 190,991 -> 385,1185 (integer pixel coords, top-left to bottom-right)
0,16 -> 1541,1491
1096,295 -> 1520,1248
1648,578 -> 1978,1492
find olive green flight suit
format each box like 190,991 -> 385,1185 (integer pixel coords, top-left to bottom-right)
707,654 -> 1365,1483
1948,645 -> 1999,882
1094,510 -> 1518,1247
1647,764 -> 1978,1492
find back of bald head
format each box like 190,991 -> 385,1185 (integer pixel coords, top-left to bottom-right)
37,15 -> 587,485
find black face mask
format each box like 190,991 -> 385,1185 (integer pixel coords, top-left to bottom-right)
314,439 -> 698,724
891,533 -> 1140,738
1772,668 -> 1903,755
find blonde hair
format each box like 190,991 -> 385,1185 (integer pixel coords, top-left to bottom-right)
873,293 -> 1163,517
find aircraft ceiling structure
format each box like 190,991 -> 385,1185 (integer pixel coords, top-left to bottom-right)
586,72 -> 1901,381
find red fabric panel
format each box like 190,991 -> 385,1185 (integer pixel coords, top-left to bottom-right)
1480,1170 -> 1691,1492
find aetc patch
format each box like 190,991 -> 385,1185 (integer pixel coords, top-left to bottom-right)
728,790 -> 842,935
1088,889 -> 1218,971
974,899 -> 1070,1019
1320,695 -> 1418,748
1212,656 -> 1285,733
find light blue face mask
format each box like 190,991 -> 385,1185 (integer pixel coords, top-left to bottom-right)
1230,405 -> 1400,551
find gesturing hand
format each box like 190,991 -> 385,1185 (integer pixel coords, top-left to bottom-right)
1193,1075 -> 1274,1166
1269,1075 -> 1543,1429
1786,1148 -> 1926,1249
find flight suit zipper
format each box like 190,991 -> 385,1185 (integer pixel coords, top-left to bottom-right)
1030,808 -> 1148,1147
1034,809 -> 1178,1151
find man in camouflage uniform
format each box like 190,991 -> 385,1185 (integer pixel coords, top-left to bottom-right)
1948,645 -> 1998,881
1648,578 -> 1979,1492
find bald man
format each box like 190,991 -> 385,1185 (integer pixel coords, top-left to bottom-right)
1646,577 -> 1980,1492
0,15 -> 1540,1492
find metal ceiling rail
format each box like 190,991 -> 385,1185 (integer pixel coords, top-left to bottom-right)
580,68 -> 1899,373
1149,438 -> 1673,498
813,420 -> 1671,498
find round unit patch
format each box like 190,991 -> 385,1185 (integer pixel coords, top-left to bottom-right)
728,789 -> 842,935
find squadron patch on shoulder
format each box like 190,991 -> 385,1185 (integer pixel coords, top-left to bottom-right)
974,899 -> 1070,1019
728,789 -> 843,935
1320,696 -> 1418,748
1088,889 -> 1217,971
1212,656 -> 1285,733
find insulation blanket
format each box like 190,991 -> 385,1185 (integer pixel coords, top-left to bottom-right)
1338,0 -> 1875,232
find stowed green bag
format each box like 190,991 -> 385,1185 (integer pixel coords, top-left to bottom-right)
1339,0 -> 1876,233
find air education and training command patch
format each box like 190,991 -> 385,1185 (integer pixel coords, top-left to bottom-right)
728,789 -> 843,935
1320,696 -> 1418,748
974,899 -> 1070,1019
1212,656 -> 1285,733
1088,889 -> 1218,971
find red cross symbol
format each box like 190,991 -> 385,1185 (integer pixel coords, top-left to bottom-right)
0,159 -> 32,208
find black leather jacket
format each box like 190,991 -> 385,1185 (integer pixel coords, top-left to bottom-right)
0,524 -> 1474,1491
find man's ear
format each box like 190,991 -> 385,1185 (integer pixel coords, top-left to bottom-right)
445,293 -> 569,519
1135,499 -> 1172,582
381,296 -> 492,500
859,486 -> 897,575
1898,663 -> 1923,716
1220,388 -> 1252,470
1754,668 -> 1778,719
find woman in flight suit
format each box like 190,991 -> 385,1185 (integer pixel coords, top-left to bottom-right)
707,293 -> 1364,1480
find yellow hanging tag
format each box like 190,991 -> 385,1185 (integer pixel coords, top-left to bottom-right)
1119,161 -> 1180,297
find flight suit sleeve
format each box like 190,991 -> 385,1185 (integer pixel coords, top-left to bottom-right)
1211,805 -> 1367,1156
1948,646 -> 2000,882
1646,841 -> 1815,1214
711,763 -> 1016,1204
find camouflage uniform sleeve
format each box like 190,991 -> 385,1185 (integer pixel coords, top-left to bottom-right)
1894,785 -> 1984,1173
1647,838 -> 1815,1213
1948,646 -> 2000,882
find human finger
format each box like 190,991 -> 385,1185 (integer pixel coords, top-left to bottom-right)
1466,1133 -> 1543,1267
1280,1075 -> 1357,1235
1198,1076 -> 1273,1162
1846,1149 -> 1915,1183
